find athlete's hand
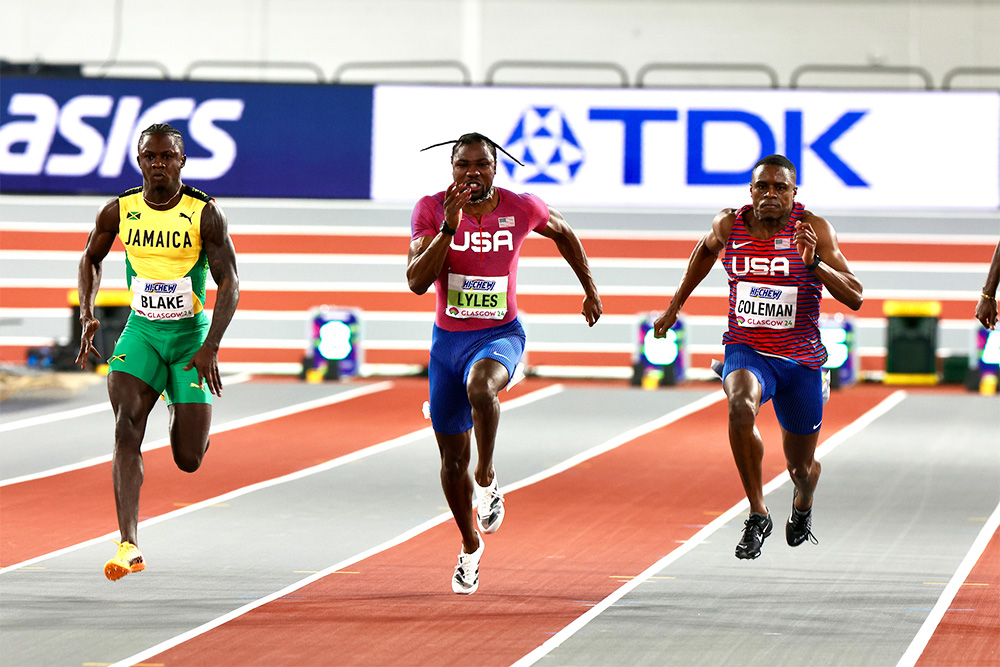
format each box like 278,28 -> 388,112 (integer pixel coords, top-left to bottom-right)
582,293 -> 603,327
653,309 -> 678,338
976,296 -> 998,330
794,220 -> 818,266
184,344 -> 223,397
443,181 -> 472,229
75,317 -> 101,368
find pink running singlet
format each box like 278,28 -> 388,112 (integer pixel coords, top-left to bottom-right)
410,187 -> 549,332
721,202 -> 827,368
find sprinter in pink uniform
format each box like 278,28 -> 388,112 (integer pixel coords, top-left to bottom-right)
653,155 -> 863,560
407,133 -> 602,594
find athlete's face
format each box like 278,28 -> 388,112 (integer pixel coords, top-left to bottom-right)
451,142 -> 496,203
750,165 -> 797,224
137,133 -> 186,191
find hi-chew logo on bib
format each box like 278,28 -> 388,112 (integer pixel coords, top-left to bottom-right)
131,277 -> 195,320
446,273 -> 509,320
735,281 -> 797,329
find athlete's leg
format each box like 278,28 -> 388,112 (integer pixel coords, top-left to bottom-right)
435,430 -> 479,554
467,357 -> 510,488
724,369 -> 767,515
108,371 -> 161,546
781,429 -> 822,511
168,403 -> 212,473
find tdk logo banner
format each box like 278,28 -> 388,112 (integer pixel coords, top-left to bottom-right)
372,86 -> 1000,209
1,77 -> 373,198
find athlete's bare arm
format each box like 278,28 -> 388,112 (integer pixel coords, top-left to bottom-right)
975,239 -> 1000,329
535,206 -> 602,326
793,212 -> 863,311
75,199 -> 121,367
184,201 -> 239,396
406,183 -> 473,295
653,209 -> 734,337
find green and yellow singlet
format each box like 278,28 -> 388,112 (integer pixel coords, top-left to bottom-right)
118,185 -> 212,322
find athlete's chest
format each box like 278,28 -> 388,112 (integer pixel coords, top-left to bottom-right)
723,224 -> 800,281
120,207 -> 201,256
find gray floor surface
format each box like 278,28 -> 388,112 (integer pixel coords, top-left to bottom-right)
0,379 -> 997,667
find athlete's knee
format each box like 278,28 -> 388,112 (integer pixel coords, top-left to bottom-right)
113,412 -> 145,447
466,381 -> 499,413
727,395 -> 757,432
440,455 -> 469,484
172,438 -> 208,473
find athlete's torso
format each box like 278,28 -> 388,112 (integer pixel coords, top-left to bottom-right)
118,185 -> 212,322
410,187 -> 549,331
721,202 -> 827,367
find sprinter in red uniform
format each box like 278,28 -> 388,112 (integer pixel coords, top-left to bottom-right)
653,155 -> 863,559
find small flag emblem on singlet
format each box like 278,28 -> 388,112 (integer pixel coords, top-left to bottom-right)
775,237 -> 790,250
498,217 -> 515,228
127,211 -> 141,220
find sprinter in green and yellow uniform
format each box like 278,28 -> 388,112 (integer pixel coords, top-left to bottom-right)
77,123 -> 240,581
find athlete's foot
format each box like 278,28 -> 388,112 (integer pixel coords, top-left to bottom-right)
735,511 -> 772,560
786,490 -> 819,547
475,474 -> 505,534
104,539 -> 145,581
452,533 -> 484,594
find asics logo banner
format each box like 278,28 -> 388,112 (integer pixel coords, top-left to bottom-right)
463,279 -> 496,291
0,92 -> 244,180
748,286 -> 782,299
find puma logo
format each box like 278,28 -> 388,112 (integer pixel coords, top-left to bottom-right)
178,212 -> 193,224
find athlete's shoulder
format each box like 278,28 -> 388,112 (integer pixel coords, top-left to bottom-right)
182,185 -> 213,203
500,188 -> 547,215
118,186 -> 142,199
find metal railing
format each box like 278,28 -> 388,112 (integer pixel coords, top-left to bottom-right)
485,60 -> 630,87
332,60 -> 471,85
10,57 -> 1000,91
636,62 -> 779,89
183,60 -> 325,83
790,64 -> 934,90
941,66 -> 1000,91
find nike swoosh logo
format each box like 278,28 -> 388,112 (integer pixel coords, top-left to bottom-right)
812,421 -> 823,430
732,241 -> 754,249
493,352 -> 510,361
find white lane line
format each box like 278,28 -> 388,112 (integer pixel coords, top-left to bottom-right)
0,383 -> 564,574
104,388 -> 722,667
895,499 -> 1000,667
510,389 -> 908,667
0,379 -> 389,487
0,373 -> 252,436
0,401 -> 111,433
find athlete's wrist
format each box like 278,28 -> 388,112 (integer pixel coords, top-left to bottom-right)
439,220 -> 457,236
805,254 -> 822,271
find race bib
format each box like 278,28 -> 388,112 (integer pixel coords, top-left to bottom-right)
734,281 -> 798,329
131,277 -> 195,321
446,273 -> 508,320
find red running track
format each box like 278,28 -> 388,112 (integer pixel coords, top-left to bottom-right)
148,385 -> 901,666
0,379 -> 550,566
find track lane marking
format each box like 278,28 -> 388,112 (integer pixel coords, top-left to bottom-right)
0,379 -> 388,486
104,389 -> 723,667
510,389 -> 907,667
897,499 -> 1000,667
0,384 -> 564,575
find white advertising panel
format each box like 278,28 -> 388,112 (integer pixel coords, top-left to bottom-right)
372,86 -> 1000,209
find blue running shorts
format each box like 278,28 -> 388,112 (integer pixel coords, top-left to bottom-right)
428,318 -> 526,434
722,343 -> 824,435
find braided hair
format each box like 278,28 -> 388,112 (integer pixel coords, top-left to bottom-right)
421,132 -> 524,166
139,123 -> 185,153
